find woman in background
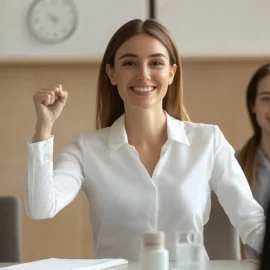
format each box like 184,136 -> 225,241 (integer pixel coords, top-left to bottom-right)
237,63 -> 270,259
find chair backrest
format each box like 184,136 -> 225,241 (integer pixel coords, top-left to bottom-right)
204,192 -> 241,260
0,196 -> 23,262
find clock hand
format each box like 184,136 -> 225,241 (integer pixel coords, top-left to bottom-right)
48,13 -> 59,24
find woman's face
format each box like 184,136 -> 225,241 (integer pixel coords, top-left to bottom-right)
253,75 -> 270,135
106,34 -> 176,111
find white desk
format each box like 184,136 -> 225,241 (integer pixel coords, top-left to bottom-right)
0,260 -> 259,269
119,261 -> 258,270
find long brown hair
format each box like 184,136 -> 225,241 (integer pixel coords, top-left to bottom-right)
237,63 -> 270,190
95,19 -> 189,130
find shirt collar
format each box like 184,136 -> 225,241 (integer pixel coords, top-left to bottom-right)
166,112 -> 190,146
108,112 -> 190,151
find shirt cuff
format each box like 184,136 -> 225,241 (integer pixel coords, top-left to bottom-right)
251,224 -> 265,254
28,136 -> 54,165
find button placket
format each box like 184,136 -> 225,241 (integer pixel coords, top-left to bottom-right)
125,144 -> 157,230
152,141 -> 172,230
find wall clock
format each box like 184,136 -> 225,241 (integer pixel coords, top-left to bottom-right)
27,0 -> 78,44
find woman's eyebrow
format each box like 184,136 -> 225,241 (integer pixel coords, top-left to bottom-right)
257,91 -> 270,96
118,53 -> 167,60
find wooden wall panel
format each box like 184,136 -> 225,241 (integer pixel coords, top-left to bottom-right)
0,58 -> 268,261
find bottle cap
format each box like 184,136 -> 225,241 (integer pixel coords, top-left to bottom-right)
143,231 -> 165,248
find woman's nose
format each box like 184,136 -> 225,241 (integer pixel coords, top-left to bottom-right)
136,65 -> 151,81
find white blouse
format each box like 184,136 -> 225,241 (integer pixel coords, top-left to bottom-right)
25,113 -> 265,260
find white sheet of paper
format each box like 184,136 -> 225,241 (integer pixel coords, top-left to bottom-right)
1,258 -> 128,270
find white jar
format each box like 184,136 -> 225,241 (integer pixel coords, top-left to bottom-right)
139,231 -> 169,270
176,231 -> 206,270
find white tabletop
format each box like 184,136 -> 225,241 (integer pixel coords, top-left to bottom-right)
123,261 -> 258,270
0,260 -> 259,270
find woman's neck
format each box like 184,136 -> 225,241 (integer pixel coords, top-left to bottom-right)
124,107 -> 167,147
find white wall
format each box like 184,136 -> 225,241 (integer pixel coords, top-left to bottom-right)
1,0 -> 148,59
0,0 -> 8,55
157,0 -> 270,57
2,0 -> 269,59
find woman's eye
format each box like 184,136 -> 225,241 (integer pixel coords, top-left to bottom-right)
152,61 -> 163,66
261,96 -> 270,101
123,61 -> 136,66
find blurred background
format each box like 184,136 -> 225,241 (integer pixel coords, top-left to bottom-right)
1,0 -> 270,262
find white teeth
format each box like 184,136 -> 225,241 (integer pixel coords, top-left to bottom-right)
132,86 -> 154,92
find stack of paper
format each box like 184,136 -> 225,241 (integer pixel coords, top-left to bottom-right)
2,258 -> 128,270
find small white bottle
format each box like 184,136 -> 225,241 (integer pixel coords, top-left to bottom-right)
139,231 -> 169,270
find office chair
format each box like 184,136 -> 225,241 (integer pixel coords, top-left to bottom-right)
204,192 -> 241,260
0,196 -> 23,262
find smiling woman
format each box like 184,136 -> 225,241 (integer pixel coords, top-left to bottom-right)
237,63 -> 270,259
106,34 -> 176,111
25,19 -> 265,261
96,18 -> 189,130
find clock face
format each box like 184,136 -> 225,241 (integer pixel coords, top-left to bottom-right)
27,0 -> 78,44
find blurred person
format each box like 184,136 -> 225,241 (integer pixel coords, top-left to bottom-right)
237,63 -> 270,259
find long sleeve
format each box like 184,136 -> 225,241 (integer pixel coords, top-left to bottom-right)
210,126 -> 265,254
25,134 -> 84,219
